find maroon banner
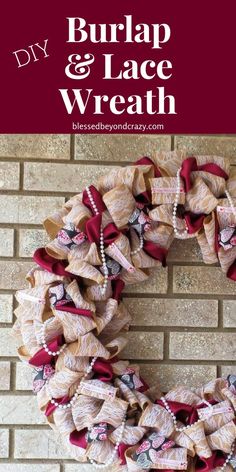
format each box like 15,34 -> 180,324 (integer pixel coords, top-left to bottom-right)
0,0 -> 236,133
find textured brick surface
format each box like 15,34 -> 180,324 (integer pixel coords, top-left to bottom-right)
0,195 -> 64,224
124,267 -> 168,294
0,262 -> 33,289
121,332 -> 164,360
0,396 -> 46,424
14,430 -> 70,458
15,363 -> 33,390
124,298 -> 218,327
24,162 -> 116,192
0,134 -> 70,159
139,364 -> 217,391
0,329 -> 17,357
0,362 -> 11,389
0,429 -> 9,458
0,133 -> 236,468
0,162 -> 19,189
170,333 -> 236,360
0,294 -> 13,322
0,229 -> 14,257
223,300 -> 236,327
173,266 -> 236,294
75,134 -> 171,161
175,135 -> 236,164
19,229 -> 49,257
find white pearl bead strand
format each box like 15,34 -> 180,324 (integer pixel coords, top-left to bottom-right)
160,396 -> 214,433
172,169 -> 188,238
85,186 -> 108,295
46,356 -> 98,410
130,225 -> 144,256
40,318 -> 66,357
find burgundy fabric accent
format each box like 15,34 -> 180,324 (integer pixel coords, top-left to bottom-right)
93,358 -> 114,382
55,302 -> 93,317
195,451 -> 226,471
137,376 -> 150,393
85,213 -> 102,245
143,240 -> 167,267
180,157 -> 228,192
82,185 -> 106,214
33,248 -> 72,278
112,279 -> 125,301
86,215 -> 120,246
29,336 -> 64,367
157,399 -> 199,425
214,216 -> 221,253
184,212 -> 205,234
135,156 -> 162,178
69,429 -> 88,449
227,260 -> 236,281
45,394 -> 70,416
118,443 -> 131,465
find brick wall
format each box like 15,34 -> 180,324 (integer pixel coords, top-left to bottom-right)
0,134 -> 236,471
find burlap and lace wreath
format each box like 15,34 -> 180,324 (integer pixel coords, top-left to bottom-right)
13,151 -> 236,471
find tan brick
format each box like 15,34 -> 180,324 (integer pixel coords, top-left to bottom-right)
0,362 -> 10,390
0,162 -> 19,189
139,364 -> 217,391
124,267 -> 168,294
0,229 -> 14,257
19,229 -> 49,257
173,266 -> 236,295
0,329 -> 17,357
75,134 -> 171,162
167,238 -> 202,263
0,195 -> 64,224
170,332 -> 236,361
0,396 -> 46,424
0,466 -> 60,472
124,298 -> 218,327
221,366 -> 236,378
120,332 -> 163,360
14,429 -> 70,459
16,362 -> 32,390
24,162 -> 117,192
65,466 -> 98,472
223,301 -> 236,327
0,429 -> 9,458
0,134 -> 70,159
0,261 -> 33,290
175,135 -> 236,165
0,294 -> 13,322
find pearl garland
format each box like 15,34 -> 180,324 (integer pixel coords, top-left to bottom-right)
160,395 -> 214,433
130,227 -> 144,256
172,169 -> 188,238
40,318 -> 66,357
89,414 -> 127,469
85,186 -> 108,295
46,356 -> 98,409
225,190 -> 236,220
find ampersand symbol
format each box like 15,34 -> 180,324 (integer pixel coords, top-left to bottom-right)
65,53 -> 95,80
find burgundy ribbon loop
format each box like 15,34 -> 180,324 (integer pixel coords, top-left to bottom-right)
135,156 -> 162,178
45,394 -> 70,417
195,451 -> 226,472
111,279 -> 125,301
143,240 -> 168,267
55,303 -> 93,317
29,335 -> 64,367
184,212 -> 205,234
82,185 -> 106,214
93,358 -> 114,382
69,429 -> 88,449
33,248 -> 73,278
86,216 -> 120,246
180,157 -> 228,193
